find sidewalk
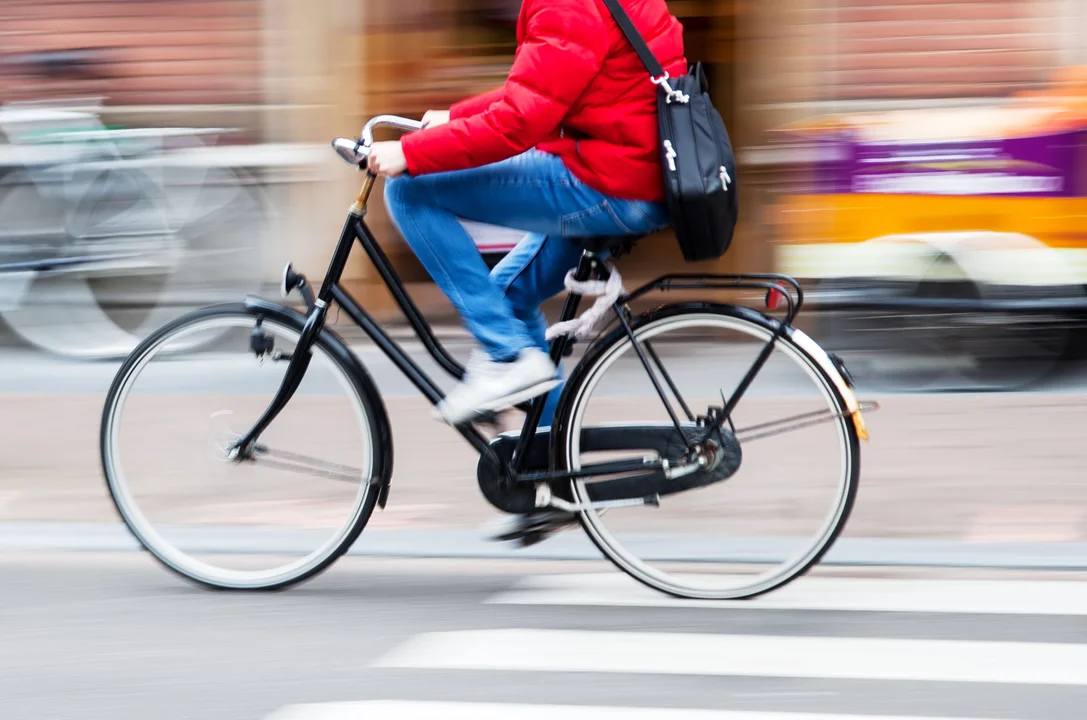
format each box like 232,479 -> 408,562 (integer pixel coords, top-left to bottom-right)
2,392 -> 1086,550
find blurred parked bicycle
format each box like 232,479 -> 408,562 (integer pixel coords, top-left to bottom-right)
0,49 -> 267,359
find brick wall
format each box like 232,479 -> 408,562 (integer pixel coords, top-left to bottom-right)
832,0 -> 1057,99
0,0 -> 263,106
760,0 -> 1062,105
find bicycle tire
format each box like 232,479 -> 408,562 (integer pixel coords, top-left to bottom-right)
552,302 -> 862,600
100,301 -> 394,591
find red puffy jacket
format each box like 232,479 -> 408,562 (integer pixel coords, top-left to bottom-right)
401,0 -> 686,203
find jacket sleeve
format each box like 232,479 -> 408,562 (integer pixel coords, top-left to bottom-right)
449,88 -> 505,120
402,0 -> 608,175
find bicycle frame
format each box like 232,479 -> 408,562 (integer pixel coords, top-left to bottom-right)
232,156 -> 810,493
232,171 -> 621,483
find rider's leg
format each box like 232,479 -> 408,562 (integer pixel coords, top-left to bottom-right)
384,174 -> 553,424
384,149 -> 665,425
489,231 -> 582,428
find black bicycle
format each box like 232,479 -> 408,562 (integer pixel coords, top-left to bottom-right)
99,115 -> 875,600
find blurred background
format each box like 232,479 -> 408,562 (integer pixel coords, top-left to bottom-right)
2,0 -> 1087,384
5,2 -> 1087,719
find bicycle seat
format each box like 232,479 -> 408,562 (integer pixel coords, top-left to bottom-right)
575,232 -> 648,255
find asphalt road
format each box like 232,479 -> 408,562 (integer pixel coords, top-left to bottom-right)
4,553 -> 1087,720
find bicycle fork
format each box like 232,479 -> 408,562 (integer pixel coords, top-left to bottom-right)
227,307 -> 324,461
227,213 -> 359,461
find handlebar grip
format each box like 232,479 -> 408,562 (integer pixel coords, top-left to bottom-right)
361,115 -> 425,146
332,137 -> 368,169
331,115 -> 426,170
333,116 -> 424,170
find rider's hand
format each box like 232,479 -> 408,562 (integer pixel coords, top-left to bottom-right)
368,141 -> 409,177
422,110 -> 450,129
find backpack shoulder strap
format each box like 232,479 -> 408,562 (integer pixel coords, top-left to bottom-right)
600,0 -> 666,79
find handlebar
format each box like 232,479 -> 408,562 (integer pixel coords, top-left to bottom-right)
331,115 -> 425,170
362,115 -> 424,145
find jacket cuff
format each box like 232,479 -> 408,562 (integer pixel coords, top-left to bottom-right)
401,129 -> 441,176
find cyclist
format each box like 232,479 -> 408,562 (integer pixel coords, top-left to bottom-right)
368,0 -> 686,427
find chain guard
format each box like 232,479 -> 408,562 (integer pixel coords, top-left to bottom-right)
476,429 -> 550,514
476,424 -> 742,514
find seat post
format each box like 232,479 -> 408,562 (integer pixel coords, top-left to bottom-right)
510,251 -> 598,474
553,251 -> 598,338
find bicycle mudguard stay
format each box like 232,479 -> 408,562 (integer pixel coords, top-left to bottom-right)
606,274 -> 867,439
547,286 -> 868,461
241,294 -> 396,509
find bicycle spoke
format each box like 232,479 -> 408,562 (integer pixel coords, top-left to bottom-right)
734,402 -> 877,443
249,446 -> 363,484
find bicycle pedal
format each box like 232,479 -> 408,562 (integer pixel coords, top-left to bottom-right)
472,410 -> 504,432
518,531 -> 548,548
488,510 -> 577,546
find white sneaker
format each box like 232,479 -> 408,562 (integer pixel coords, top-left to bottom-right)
437,348 -> 559,425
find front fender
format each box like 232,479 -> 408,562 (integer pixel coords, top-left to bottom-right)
242,295 -> 396,508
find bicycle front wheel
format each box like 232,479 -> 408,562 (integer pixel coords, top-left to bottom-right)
100,303 -> 389,590
554,305 -> 861,600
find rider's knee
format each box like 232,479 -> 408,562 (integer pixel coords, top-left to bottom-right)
382,174 -> 418,217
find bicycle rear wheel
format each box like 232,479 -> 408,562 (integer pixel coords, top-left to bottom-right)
100,303 -> 390,590
554,305 -> 861,600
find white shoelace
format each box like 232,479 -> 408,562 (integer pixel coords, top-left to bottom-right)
545,264 -> 624,342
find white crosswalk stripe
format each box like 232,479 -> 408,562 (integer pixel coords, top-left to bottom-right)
487,573 -> 1087,615
264,701 -> 1011,720
264,574 -> 1087,720
372,628 -> 1087,685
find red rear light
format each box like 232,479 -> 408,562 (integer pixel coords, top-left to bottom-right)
765,288 -> 785,310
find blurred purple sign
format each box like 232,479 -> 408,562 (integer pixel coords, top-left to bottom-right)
801,129 -> 1086,198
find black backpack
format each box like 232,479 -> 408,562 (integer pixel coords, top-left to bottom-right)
602,0 -> 739,262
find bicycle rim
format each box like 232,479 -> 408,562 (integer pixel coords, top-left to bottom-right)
559,309 -> 859,600
101,307 -> 378,590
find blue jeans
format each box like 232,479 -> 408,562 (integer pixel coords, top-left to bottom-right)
384,149 -> 670,426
